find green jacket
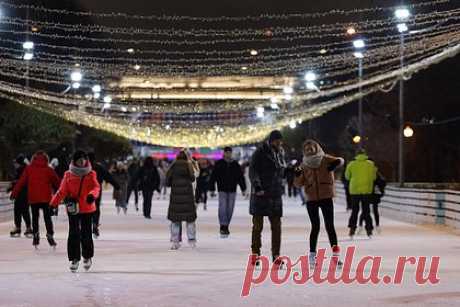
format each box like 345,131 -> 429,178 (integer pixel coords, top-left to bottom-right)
345,154 -> 377,195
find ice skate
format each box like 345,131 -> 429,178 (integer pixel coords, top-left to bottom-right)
46,234 -> 57,249
32,233 -> 40,249
250,254 -> 260,267
24,227 -> 33,238
272,257 -> 285,270
123,207 -> 128,215
170,242 -> 180,250
70,260 -> 79,273
93,226 -> 100,239
10,228 -> 21,237
220,226 -> 230,238
349,228 -> 355,240
83,258 -> 92,271
331,246 -> 343,269
309,252 -> 317,270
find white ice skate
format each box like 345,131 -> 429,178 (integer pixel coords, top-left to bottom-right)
70,260 -> 79,273
170,242 -> 180,250
309,252 -> 317,271
83,258 -> 92,271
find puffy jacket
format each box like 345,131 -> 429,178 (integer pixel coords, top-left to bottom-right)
50,169 -> 100,214
345,154 -> 377,195
11,153 -> 61,205
294,155 -> 342,202
166,160 -> 197,223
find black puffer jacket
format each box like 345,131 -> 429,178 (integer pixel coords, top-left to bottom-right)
166,160 -> 197,223
209,159 -> 246,193
249,142 -> 286,217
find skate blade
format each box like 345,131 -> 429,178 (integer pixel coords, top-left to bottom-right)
10,234 -> 21,238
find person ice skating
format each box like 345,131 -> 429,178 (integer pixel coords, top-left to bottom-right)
285,160 -> 297,198
195,159 -> 212,210
11,151 -> 60,248
166,150 -> 197,250
136,157 -> 160,219
358,172 -> 386,234
294,140 -> 344,268
51,150 -> 101,272
8,155 -> 32,238
159,159 -> 170,199
88,152 -> 120,238
112,161 -> 129,215
346,150 -> 377,238
210,147 -> 247,237
127,158 -> 140,209
249,130 -> 286,267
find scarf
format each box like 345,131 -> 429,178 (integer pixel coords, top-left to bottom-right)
302,143 -> 325,169
69,161 -> 92,177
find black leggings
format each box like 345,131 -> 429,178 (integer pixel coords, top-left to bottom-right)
306,199 -> 338,253
14,199 -> 31,229
359,202 -> 380,227
31,203 -> 54,235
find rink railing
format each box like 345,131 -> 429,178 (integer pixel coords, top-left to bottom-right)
335,182 -> 460,229
0,182 -> 13,223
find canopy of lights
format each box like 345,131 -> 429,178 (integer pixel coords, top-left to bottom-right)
0,0 -> 459,147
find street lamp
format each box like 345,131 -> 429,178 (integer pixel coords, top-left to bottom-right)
353,39 -> 366,141
395,6 -> 410,186
22,41 -> 34,88
353,135 -> 361,144
305,71 -> 320,92
403,126 -> 414,138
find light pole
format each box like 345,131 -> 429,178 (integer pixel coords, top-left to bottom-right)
353,39 -> 365,141
22,41 -> 34,89
395,7 -> 410,186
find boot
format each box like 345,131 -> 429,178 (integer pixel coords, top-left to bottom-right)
10,227 -> 21,237
69,260 -> 79,273
46,233 -> 57,247
349,227 -> 356,239
24,227 -> 33,238
250,254 -> 260,267
32,233 -> 40,248
331,245 -> 343,268
309,252 -> 317,270
272,256 -> 285,270
93,226 -> 100,239
83,258 -> 92,271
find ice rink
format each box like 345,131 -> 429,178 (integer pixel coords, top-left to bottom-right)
1,190 -> 459,307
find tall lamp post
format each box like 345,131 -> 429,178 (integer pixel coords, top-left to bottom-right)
395,7 -> 410,186
353,39 -> 366,142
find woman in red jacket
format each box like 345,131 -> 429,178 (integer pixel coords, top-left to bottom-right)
51,150 -> 100,273
11,151 -> 60,248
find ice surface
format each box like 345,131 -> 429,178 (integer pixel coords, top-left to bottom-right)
0,191 -> 459,307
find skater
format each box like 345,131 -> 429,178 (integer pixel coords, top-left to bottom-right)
285,160 -> 297,198
358,172 -> 386,234
112,161 -> 129,215
195,159 -> 212,210
249,130 -> 286,266
166,150 -> 197,250
294,140 -> 344,268
51,150 -> 100,272
88,152 -> 120,238
346,150 -> 377,238
210,147 -> 247,237
8,155 -> 32,238
127,158 -> 140,209
159,159 -> 170,199
136,157 -> 160,219
11,151 -> 60,248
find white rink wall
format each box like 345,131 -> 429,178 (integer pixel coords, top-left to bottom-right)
335,182 -> 460,229
0,182 -> 13,223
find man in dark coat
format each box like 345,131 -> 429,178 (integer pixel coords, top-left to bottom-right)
88,152 -> 120,238
209,147 -> 247,237
135,157 -> 160,219
126,159 -> 141,210
249,130 -> 286,265
9,155 -> 32,237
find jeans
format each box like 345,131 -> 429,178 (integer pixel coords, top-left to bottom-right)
142,190 -> 154,218
68,213 -> 94,261
306,199 -> 338,252
218,192 -> 236,226
348,195 -> 373,233
14,199 -> 31,229
31,203 -> 54,235
251,215 -> 281,258
170,222 -> 196,243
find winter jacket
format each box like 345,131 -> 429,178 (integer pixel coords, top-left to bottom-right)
50,169 -> 100,214
112,170 -> 129,207
166,160 -> 197,223
136,165 -> 160,192
249,142 -> 286,217
10,164 -> 28,205
345,154 -> 377,195
209,159 -> 246,193
196,166 -> 212,191
11,153 -> 61,205
294,155 -> 342,202
93,163 -> 120,199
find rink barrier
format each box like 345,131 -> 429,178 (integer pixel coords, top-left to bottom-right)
335,183 -> 460,229
0,182 -> 13,223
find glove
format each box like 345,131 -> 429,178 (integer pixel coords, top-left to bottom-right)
86,194 -> 95,204
294,167 -> 303,177
327,159 -> 341,172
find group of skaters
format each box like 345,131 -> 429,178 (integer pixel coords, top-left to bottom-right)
7,129 -> 386,272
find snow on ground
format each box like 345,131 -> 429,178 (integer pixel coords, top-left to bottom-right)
0,190 -> 459,307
